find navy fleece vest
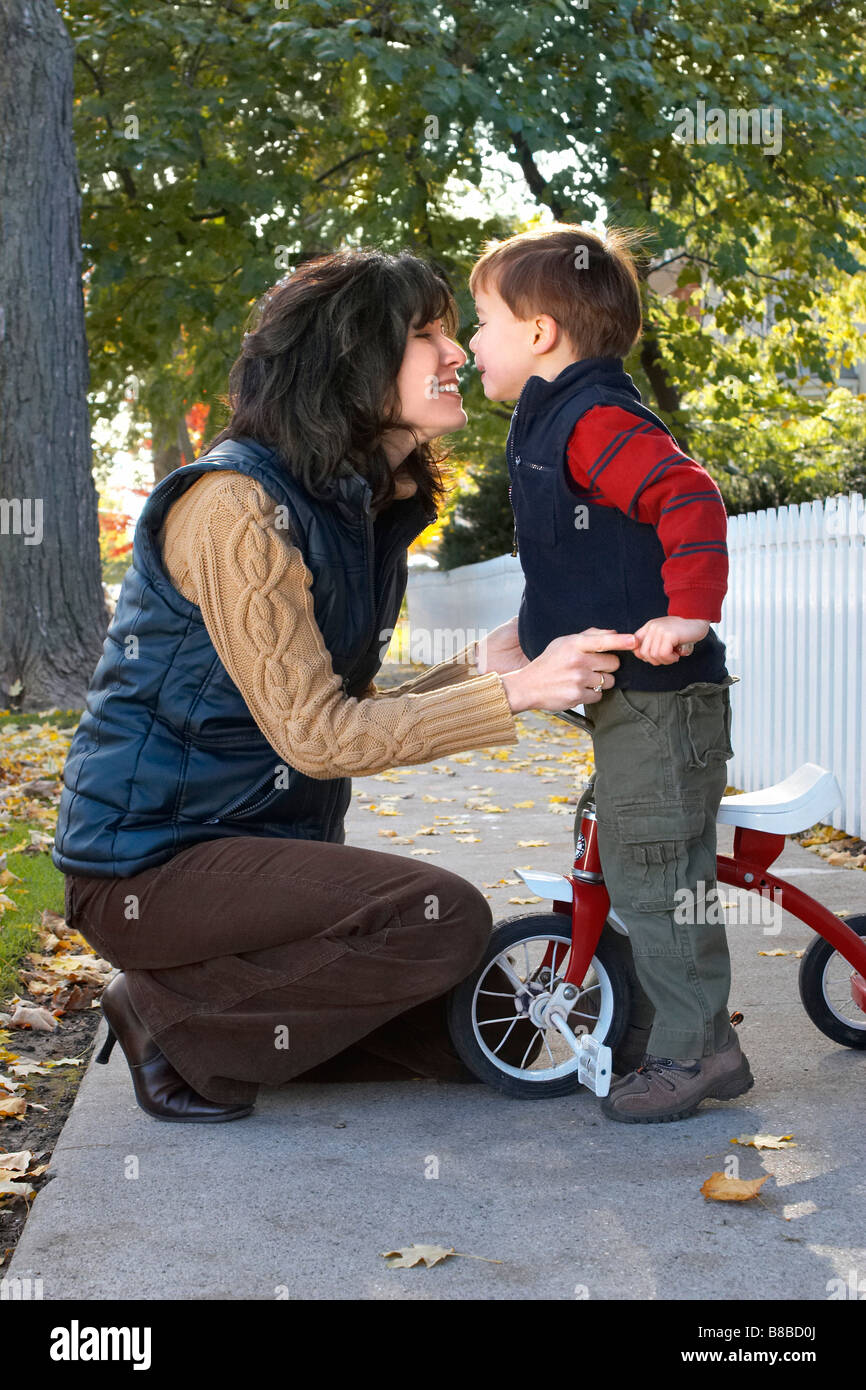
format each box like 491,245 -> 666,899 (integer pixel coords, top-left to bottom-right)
507,357 -> 728,691
52,437 -> 436,878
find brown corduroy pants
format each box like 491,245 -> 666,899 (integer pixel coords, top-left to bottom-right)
65,835 -> 494,1105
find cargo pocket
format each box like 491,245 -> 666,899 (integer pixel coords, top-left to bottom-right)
675,677 -> 736,771
613,796 -> 706,913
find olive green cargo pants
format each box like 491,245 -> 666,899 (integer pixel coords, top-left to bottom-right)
573,676 -> 738,1061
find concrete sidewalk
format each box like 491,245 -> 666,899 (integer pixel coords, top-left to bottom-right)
8,711 -> 866,1299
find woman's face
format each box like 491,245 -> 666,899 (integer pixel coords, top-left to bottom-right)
380,318 -> 468,495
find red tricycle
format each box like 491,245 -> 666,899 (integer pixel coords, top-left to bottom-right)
446,720 -> 866,1099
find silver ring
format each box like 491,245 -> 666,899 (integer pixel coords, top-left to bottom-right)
591,680 -> 605,692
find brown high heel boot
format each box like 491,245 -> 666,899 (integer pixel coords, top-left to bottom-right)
96,972 -> 254,1123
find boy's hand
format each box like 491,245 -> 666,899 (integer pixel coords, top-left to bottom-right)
632,616 -> 710,666
475,615 -> 529,676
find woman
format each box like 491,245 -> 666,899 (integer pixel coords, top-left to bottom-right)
54,249 -> 633,1122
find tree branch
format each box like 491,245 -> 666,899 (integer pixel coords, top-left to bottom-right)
511,130 -> 567,220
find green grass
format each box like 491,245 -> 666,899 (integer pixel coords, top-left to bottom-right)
0,708 -> 82,731
0,710 -> 81,1000
0,820 -> 67,1001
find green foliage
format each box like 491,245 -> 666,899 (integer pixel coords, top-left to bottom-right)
65,0 -> 866,513
437,453 -> 514,569
693,386 -> 866,514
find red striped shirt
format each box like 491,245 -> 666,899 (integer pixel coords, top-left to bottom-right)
566,405 -> 728,622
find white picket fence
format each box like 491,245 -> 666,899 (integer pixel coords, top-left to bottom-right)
717,492 -> 866,838
406,492 -> 866,836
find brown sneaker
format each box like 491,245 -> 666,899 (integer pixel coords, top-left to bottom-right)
600,1026 -> 754,1124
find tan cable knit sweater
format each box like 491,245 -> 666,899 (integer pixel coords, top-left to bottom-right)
156,470 -> 518,778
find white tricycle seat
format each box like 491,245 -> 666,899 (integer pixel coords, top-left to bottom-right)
717,762 -> 842,835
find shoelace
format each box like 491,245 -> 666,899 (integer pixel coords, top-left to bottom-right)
636,1054 -> 700,1089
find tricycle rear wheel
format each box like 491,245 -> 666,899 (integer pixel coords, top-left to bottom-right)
798,914 -> 866,1048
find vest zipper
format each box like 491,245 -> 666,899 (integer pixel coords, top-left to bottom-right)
203,774 -> 281,823
508,399 -> 520,557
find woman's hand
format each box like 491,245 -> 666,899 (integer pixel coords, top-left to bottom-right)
475,615 -> 529,676
500,628 -> 637,714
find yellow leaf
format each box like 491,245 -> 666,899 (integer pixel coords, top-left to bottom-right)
0,1096 -> 27,1118
731,1134 -> 796,1150
381,1244 -> 455,1269
509,896 -> 542,904
516,839 -> 548,847
700,1172 -> 770,1202
548,795 -> 572,803
512,801 -> 535,809
410,848 -> 439,856
758,949 -> 789,956
455,836 -> 481,843
415,826 -> 439,836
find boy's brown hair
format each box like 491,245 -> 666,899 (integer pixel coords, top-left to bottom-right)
469,223 -> 647,360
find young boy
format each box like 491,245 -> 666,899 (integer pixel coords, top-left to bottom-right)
468,224 -> 753,1123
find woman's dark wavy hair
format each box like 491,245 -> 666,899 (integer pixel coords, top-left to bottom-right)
201,248 -> 460,514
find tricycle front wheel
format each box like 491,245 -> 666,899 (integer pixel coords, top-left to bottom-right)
446,913 -> 631,1099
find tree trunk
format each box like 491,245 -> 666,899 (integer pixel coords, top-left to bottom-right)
0,0 -> 110,712
152,413 -> 194,484
639,327 -> 691,453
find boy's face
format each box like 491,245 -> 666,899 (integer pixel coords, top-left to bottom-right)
469,282 -> 540,402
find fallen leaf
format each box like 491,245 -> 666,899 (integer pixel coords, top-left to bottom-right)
0,1179 -> 34,1200
381,1243 -> 455,1269
700,1172 -> 770,1202
8,1004 -> 58,1032
0,1150 -> 31,1172
732,1134 -> 797,1150
509,896 -> 542,905
410,848 -> 439,856
758,950 -> 789,957
8,1056 -> 83,1078
512,801 -> 535,809
0,1096 -> 27,1118
516,840 -> 549,848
